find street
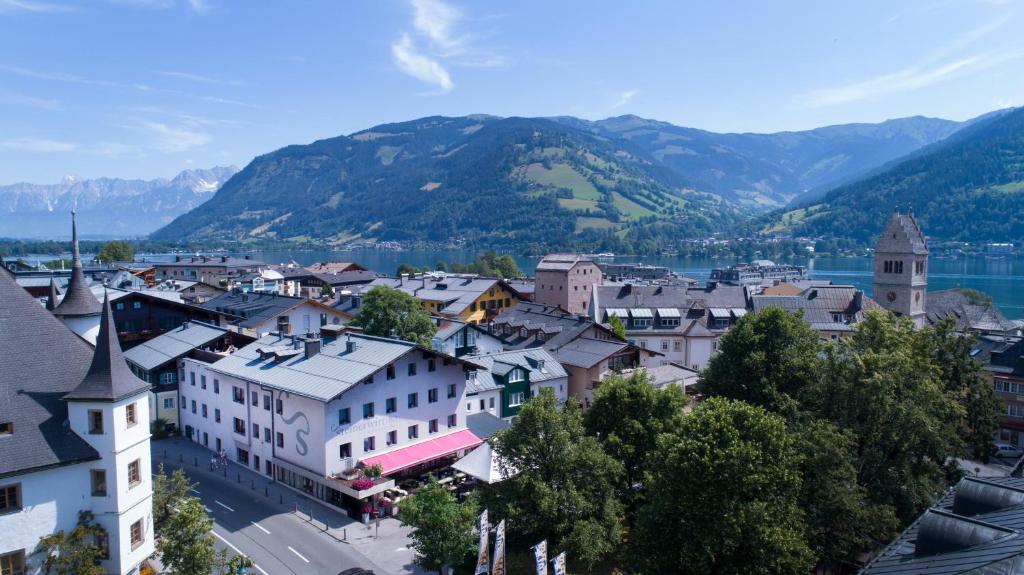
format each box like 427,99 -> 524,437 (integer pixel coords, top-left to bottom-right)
152,439 -> 416,575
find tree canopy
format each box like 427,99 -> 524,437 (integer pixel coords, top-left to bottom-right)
398,476 -> 478,574
38,511 -> 106,575
351,286 -> 437,347
96,240 -> 134,264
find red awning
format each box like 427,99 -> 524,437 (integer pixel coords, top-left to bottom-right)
361,429 -> 482,476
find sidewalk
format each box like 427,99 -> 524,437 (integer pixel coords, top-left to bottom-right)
153,437 -> 428,575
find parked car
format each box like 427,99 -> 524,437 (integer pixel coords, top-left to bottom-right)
992,442 -> 1024,460
338,569 -> 374,575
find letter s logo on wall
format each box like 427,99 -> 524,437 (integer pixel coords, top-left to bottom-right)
278,392 -> 310,456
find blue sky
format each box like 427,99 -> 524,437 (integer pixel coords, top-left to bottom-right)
0,0 -> 1020,184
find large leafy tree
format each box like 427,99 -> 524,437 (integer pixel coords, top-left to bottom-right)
698,306 -> 824,415
398,476 -> 478,574
153,464 -> 194,534
584,370 -> 687,507
805,311 -> 965,522
351,286 -> 437,347
159,497 -> 221,575
484,388 -> 623,571
38,511 -> 106,575
96,240 -> 134,264
632,398 -> 813,575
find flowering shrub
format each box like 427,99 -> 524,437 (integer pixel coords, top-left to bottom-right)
352,477 -> 375,491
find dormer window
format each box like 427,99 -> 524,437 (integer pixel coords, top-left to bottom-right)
520,328 -> 529,338
508,368 -> 525,383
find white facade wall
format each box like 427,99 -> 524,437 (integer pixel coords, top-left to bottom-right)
251,301 -> 348,337
178,351 -> 472,480
62,315 -> 101,346
465,388 -> 502,417
629,333 -> 716,370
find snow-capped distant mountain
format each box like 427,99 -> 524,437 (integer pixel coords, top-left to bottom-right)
0,166 -> 239,238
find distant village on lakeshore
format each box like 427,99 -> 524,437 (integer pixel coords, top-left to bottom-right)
4,209 -> 1024,575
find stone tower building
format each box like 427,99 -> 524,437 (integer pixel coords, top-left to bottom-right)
534,254 -> 602,315
873,208 -> 928,326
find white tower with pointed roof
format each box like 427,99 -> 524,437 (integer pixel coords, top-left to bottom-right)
64,293 -> 155,574
873,208 -> 929,326
52,211 -> 102,344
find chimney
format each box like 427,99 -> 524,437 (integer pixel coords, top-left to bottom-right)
221,256 -> 228,263
854,290 -> 864,312
400,273 -> 409,285
245,255 -> 252,260
304,337 -> 321,359
345,336 -> 356,354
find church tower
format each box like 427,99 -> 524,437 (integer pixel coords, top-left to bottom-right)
53,210 -> 102,343
64,292 -> 155,574
873,208 -> 928,326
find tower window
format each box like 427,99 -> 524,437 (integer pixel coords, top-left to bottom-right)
88,410 -> 104,434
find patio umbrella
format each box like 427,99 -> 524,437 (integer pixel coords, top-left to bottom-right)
452,442 -> 515,484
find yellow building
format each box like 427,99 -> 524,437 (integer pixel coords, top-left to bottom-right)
355,275 -> 522,324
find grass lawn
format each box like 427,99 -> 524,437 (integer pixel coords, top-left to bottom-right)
558,197 -> 599,211
526,163 -> 602,200
575,216 -> 617,232
612,192 -> 655,219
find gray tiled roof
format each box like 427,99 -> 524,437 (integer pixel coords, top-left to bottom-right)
199,291 -> 306,329
862,476 -> 1024,574
123,321 -> 234,371
751,285 -> 876,332
207,333 -> 480,402
536,253 -> 592,272
466,411 -> 511,440
551,337 -> 631,369
466,348 -> 567,393
348,276 -> 517,315
0,268 -> 100,478
926,289 -> 1018,334
490,302 -> 634,368
64,293 -> 151,402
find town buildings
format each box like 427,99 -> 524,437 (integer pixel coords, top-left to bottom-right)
464,349 -> 568,419
1,271 -> 154,575
709,260 -> 805,286
177,331 -> 483,516
339,274 -> 521,324
752,284 -> 879,340
153,255 -> 266,284
533,253 -> 602,315
430,317 -> 505,358
199,290 -> 351,337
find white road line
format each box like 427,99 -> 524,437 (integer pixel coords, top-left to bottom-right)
214,500 -> 235,512
250,521 -> 270,535
205,507 -> 213,513
210,531 -> 269,575
288,546 -> 310,563
190,488 -> 201,495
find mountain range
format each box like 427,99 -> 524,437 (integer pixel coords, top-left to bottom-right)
764,106 -> 1024,244
0,166 -> 238,238
153,112 -> 987,251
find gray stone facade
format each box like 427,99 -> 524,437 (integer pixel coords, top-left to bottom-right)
873,210 -> 928,326
534,254 -> 602,315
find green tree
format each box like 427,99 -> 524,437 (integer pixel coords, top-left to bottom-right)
434,260 -> 447,272
396,263 -> 421,276
153,464 -> 195,534
584,370 -> 686,506
805,311 -> 964,522
159,497 -> 221,575
632,398 -> 813,575
320,284 -> 335,298
484,388 -> 623,571
351,286 -> 437,347
216,555 -> 254,575
96,240 -> 135,264
38,511 -> 106,575
607,314 -> 626,340
398,477 -> 478,574
699,305 -> 825,415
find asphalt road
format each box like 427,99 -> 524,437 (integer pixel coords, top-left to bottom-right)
179,467 -> 381,575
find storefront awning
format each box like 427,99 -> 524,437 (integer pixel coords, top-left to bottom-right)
361,429 -> 483,476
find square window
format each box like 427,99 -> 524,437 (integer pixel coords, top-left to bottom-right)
0,484 -> 22,514
0,550 -> 26,575
91,469 -> 107,496
132,301 -> 142,310
130,519 -> 144,549
447,414 -> 457,428
386,397 -> 397,414
363,402 -> 375,418
126,403 -> 138,427
340,443 -> 352,458
232,387 -> 244,404
128,459 -> 141,487
408,362 -> 417,377
386,365 -> 395,380
447,384 -> 456,398
233,418 -> 245,435
364,436 -> 376,452
163,398 -> 174,409
339,408 -> 351,424
408,425 -> 419,440
387,430 -> 397,445
276,432 -> 284,448
428,419 -> 438,434
428,388 -> 438,403
408,392 -> 418,409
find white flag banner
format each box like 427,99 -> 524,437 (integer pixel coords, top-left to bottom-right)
475,510 -> 489,575
492,520 -> 507,575
552,551 -> 567,575
532,540 -> 548,575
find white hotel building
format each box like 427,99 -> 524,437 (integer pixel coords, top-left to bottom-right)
1,273 -> 154,575
178,332 -> 483,513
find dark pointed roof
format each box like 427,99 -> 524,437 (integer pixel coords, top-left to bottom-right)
876,209 -> 929,256
64,292 -> 150,402
45,277 -> 61,311
0,269 -> 99,478
53,211 -> 101,318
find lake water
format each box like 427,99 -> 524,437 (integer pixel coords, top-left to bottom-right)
22,248 -> 1024,319
244,249 -> 1024,320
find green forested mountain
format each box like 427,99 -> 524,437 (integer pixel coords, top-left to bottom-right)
153,116 -> 739,253
765,107 -> 1024,244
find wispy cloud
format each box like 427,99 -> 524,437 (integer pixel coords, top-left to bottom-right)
391,33 -> 453,93
159,70 -> 244,86
1,137 -> 77,152
135,120 -> 211,152
612,89 -> 639,109
0,64 -> 164,92
799,17 -> 1021,108
0,0 -> 74,13
995,97 -> 1015,108
0,89 -> 61,110
186,0 -> 208,13
391,0 -> 507,92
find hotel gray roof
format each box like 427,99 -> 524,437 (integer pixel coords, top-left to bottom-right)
466,411 -> 511,440
347,275 -> 519,316
123,321 -> 235,371
199,291 -> 307,329
207,333 -> 480,402
926,289 -> 1019,334
466,349 -> 567,394
0,268 -> 100,478
535,253 -> 593,272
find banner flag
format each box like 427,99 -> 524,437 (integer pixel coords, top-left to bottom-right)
551,551 -> 567,575
492,520 -> 506,575
475,510 -> 489,575
532,540 -> 548,575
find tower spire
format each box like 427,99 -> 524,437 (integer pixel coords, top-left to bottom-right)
64,291 -> 149,402
46,276 -> 61,311
53,211 -> 101,318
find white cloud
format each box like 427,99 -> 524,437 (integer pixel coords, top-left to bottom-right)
0,0 -> 74,13
391,33 -> 454,92
1,138 -> 77,152
612,89 -> 639,109
137,121 -> 211,152
160,70 -> 243,86
0,90 -> 61,110
995,97 -> 1015,108
411,0 -> 462,52
186,0 -> 208,13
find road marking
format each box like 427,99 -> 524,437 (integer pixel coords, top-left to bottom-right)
250,521 -> 270,535
215,500 -> 235,512
288,546 -> 310,563
396,547 -> 409,552
190,488 -> 201,495
209,531 -> 269,575
205,507 -> 213,513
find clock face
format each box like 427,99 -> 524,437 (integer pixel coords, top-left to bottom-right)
886,291 -> 897,303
